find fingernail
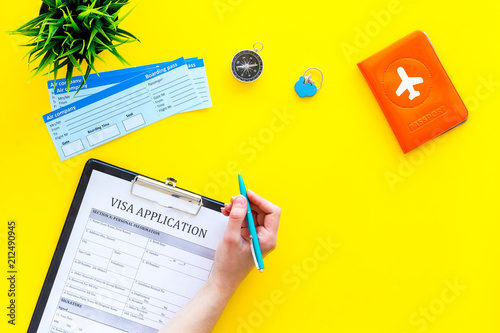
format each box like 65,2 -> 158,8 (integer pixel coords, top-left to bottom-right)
234,195 -> 246,207
231,196 -> 236,202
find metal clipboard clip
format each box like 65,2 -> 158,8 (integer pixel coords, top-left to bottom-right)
131,175 -> 203,215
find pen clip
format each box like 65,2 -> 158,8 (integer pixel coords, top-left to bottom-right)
249,236 -> 260,270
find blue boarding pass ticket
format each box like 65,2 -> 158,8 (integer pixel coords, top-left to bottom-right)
43,57 -> 202,161
185,59 -> 212,111
47,58 -> 209,111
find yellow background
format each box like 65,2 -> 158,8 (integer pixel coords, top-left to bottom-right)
1,0 -> 499,332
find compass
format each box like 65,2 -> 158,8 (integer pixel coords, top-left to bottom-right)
231,42 -> 264,83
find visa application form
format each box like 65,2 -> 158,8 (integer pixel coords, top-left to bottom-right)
35,170 -> 228,332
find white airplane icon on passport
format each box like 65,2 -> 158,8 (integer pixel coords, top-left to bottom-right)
395,67 -> 424,100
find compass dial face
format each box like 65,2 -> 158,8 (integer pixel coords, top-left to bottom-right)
231,50 -> 263,82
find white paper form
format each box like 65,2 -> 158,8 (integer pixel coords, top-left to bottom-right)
47,58 -> 202,111
36,170 -> 228,332
43,58 -> 202,161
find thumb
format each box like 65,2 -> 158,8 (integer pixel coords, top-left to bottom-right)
225,195 -> 248,239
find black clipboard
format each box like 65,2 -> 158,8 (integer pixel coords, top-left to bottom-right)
28,159 -> 225,332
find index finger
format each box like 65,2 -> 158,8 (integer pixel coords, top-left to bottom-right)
247,189 -> 280,233
247,190 -> 280,214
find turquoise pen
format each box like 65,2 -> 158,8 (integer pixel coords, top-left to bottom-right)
238,173 -> 265,272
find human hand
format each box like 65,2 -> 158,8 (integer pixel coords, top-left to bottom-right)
208,190 -> 280,294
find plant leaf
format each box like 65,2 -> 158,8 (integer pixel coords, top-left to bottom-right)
87,27 -> 99,49
114,5 -> 135,26
56,45 -> 80,59
95,52 -> 106,65
74,64 -> 92,96
9,14 -> 48,32
93,35 -> 111,50
95,24 -> 110,41
31,50 -> 56,77
116,28 -> 140,42
109,48 -> 130,66
63,7 -> 82,34
76,5 -> 89,12
42,0 -> 56,7
43,20 -> 62,48
103,15 -> 117,30
67,53 -> 83,75
52,59 -> 60,88
86,55 -> 99,75
47,58 -> 70,74
65,62 -> 74,94
79,40 -> 86,55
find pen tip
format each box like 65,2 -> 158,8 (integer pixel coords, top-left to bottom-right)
259,269 -> 264,273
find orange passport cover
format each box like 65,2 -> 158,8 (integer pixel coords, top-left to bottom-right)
357,31 -> 468,153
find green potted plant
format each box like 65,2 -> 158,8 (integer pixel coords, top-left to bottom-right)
9,0 -> 139,94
